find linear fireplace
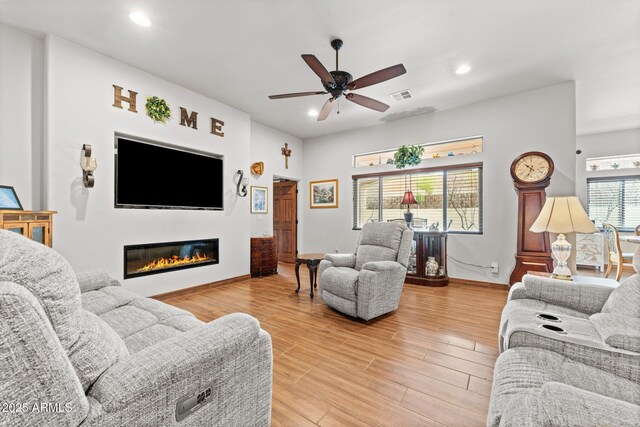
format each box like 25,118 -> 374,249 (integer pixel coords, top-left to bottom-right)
124,238 -> 219,279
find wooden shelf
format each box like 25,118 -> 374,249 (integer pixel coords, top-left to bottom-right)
0,210 -> 57,247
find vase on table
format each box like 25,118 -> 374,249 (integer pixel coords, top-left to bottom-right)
426,257 -> 439,276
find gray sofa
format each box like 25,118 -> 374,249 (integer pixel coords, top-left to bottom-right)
488,272 -> 640,426
0,230 -> 272,427
318,222 -> 413,321
500,273 -> 640,382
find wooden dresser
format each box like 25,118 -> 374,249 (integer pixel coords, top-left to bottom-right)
250,236 -> 278,277
0,210 -> 57,247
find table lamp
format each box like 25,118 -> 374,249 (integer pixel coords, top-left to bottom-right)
401,190 -> 417,226
529,196 -> 597,280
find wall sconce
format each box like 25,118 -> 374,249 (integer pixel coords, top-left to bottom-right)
236,170 -> 248,197
81,144 -> 97,188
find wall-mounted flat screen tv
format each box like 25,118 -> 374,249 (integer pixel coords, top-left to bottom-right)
115,135 -> 223,210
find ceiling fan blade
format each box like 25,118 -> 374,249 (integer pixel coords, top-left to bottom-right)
268,91 -> 326,99
301,54 -> 336,87
346,93 -> 390,112
317,98 -> 335,121
347,64 -> 406,90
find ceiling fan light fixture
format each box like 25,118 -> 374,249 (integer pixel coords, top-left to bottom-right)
455,64 -> 471,75
308,109 -> 319,117
129,12 -> 152,27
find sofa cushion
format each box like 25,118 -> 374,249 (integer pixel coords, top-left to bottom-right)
488,348 -> 640,427
81,278 -> 203,353
320,267 -> 359,301
590,313 -> 640,353
355,222 -> 404,270
68,310 -> 130,391
0,230 -> 82,350
601,274 -> 640,317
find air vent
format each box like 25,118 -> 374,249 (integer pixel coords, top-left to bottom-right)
390,90 -> 412,101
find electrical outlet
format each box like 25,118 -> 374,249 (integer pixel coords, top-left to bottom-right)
490,262 -> 499,274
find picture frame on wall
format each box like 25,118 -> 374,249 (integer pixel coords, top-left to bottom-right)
310,179 -> 339,209
250,186 -> 268,214
0,185 -> 23,210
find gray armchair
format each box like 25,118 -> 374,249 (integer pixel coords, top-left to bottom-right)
318,222 -> 413,321
0,230 -> 272,426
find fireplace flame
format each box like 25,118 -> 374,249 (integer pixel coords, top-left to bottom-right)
136,252 -> 210,273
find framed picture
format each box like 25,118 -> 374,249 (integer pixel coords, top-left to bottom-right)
0,185 -> 23,210
250,186 -> 268,214
310,179 -> 338,209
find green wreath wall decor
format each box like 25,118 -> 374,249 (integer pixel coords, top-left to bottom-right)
145,96 -> 171,123
393,144 -> 425,169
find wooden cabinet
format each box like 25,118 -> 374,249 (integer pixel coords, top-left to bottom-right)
0,210 -> 56,247
405,231 -> 449,287
251,236 -> 278,277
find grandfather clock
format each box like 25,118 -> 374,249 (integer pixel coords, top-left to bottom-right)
508,151 -> 555,285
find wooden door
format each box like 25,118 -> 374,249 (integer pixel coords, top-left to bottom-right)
29,222 -> 51,247
273,180 -> 297,263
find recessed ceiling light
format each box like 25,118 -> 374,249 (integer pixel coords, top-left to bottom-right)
308,109 -> 318,117
129,12 -> 151,27
455,64 -> 471,75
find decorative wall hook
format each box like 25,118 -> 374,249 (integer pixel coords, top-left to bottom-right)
81,144 -> 97,188
236,170 -> 249,197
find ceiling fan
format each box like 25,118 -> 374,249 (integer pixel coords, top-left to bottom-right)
268,39 -> 406,121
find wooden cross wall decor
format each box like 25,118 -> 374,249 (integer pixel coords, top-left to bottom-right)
281,143 -> 292,169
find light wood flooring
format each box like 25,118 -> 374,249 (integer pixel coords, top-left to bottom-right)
158,264 -> 509,426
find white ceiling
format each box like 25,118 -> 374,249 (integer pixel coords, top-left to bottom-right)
1,0 -> 639,139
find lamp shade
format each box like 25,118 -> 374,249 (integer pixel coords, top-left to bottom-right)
401,191 -> 417,206
529,196 -> 597,234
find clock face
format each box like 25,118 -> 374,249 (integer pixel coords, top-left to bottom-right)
514,154 -> 551,182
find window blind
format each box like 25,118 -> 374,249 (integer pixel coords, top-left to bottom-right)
352,164 -> 482,233
587,176 -> 640,231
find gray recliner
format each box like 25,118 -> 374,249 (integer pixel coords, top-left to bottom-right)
0,230 -> 272,427
318,222 -> 413,321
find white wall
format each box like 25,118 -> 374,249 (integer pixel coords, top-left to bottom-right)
249,120 -> 304,248
301,83 -> 577,285
45,36 -> 251,296
0,24 -> 44,210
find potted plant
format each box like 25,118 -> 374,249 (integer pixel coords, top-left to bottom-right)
393,145 -> 424,169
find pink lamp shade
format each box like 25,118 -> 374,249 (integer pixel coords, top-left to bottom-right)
401,191 -> 417,206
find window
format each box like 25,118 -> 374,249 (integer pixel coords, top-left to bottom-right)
587,176 -> 640,231
353,163 -> 482,233
353,136 -> 483,168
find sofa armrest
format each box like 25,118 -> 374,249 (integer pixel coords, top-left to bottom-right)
88,313 -> 272,425
357,262 -> 407,321
508,282 -> 527,301
590,313 -> 640,352
521,274 -> 615,314
76,270 -> 120,292
361,260 -> 404,273
539,382 -> 640,426
0,282 -> 89,426
324,253 -> 356,268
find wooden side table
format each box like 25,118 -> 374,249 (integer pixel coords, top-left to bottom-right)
295,253 -> 324,297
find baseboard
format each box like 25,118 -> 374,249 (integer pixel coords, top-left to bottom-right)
448,276 -> 508,289
152,274 -> 251,301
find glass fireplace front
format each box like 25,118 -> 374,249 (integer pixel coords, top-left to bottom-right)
124,238 -> 219,279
